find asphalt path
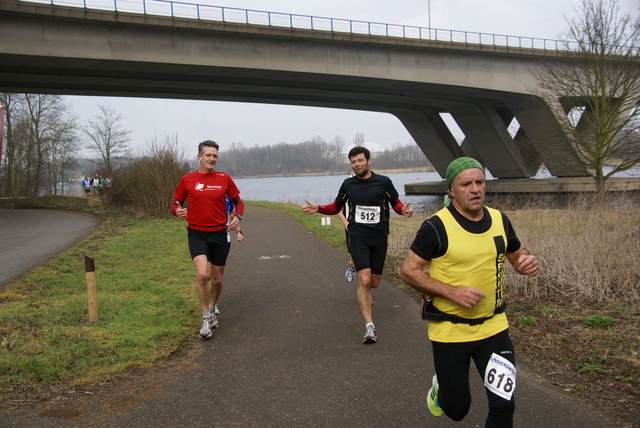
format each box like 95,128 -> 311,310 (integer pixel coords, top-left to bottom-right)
0,208 -> 96,287
1,206 -> 615,427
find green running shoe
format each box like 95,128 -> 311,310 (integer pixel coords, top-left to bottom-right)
427,373 -> 444,417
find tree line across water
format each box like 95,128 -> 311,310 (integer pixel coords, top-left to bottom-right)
0,92 -> 429,199
218,136 -> 431,177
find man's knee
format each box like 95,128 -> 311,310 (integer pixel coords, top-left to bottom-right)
443,402 -> 470,422
356,270 -> 372,287
370,274 -> 382,289
357,277 -> 371,289
196,271 -> 210,283
440,386 -> 471,422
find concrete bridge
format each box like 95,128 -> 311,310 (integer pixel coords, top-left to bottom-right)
0,0 -> 589,182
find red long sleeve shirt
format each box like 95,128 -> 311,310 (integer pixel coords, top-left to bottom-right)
172,170 -> 244,232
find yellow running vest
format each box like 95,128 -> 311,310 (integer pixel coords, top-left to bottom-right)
428,206 -> 509,343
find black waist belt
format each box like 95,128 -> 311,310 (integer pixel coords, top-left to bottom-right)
421,296 -> 506,326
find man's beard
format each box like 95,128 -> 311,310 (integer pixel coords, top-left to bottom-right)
354,167 -> 369,178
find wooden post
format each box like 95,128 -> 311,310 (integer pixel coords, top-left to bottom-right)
321,216 -> 331,231
84,255 -> 98,322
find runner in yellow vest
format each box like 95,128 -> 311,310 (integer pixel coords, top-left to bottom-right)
400,157 -> 539,427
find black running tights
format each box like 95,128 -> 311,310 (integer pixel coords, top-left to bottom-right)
431,329 -> 516,428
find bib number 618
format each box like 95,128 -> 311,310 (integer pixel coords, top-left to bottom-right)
484,353 -> 516,400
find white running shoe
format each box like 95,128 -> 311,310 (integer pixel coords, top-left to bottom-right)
362,325 -> 377,344
345,266 -> 356,282
199,318 -> 213,339
210,314 -> 219,329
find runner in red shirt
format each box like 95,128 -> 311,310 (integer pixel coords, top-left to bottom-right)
172,140 -> 244,339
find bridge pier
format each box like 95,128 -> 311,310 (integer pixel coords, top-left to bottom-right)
393,95 -> 587,181
504,95 -> 589,177
393,108 -> 462,177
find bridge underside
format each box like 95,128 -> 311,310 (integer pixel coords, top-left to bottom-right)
0,0 -> 588,179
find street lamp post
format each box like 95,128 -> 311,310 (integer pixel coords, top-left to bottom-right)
427,0 -> 431,39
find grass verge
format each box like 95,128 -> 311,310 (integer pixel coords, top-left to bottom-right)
0,197 -> 197,402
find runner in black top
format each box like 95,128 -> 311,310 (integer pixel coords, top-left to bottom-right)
302,146 -> 413,344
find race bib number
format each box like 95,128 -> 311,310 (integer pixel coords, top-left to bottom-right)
355,205 -> 381,224
484,353 -> 516,401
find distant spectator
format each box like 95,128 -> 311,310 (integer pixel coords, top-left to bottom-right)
82,176 -> 92,197
92,174 -> 100,195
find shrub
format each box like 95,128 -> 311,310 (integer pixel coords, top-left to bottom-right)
537,305 -> 555,314
108,134 -> 190,219
585,314 -> 614,328
579,363 -> 608,374
517,316 -> 538,326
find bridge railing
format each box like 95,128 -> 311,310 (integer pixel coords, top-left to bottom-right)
22,0 -> 576,51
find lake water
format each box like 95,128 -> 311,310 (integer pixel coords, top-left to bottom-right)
236,171 -> 441,202
235,171 -> 442,214
235,167 -> 640,215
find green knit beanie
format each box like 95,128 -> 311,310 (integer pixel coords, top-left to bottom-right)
444,157 -> 484,207
446,157 -> 484,189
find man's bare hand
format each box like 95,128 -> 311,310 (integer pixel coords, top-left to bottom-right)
451,286 -> 486,309
175,201 -> 187,219
302,200 -> 318,215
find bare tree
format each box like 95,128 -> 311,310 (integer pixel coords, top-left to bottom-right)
535,0 -> 640,201
0,93 -> 24,196
24,94 -> 58,195
330,134 -> 346,170
1,93 -> 77,196
47,115 -> 78,195
82,105 -> 132,174
353,132 -> 365,146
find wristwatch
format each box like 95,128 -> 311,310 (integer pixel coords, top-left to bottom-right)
236,215 -> 242,220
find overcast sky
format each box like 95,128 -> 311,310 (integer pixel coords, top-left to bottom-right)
65,0 -> 639,155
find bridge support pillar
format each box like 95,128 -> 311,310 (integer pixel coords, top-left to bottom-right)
505,95 -> 588,177
448,103 -> 535,178
393,108 -> 463,177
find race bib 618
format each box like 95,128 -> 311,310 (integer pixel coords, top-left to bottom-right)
484,353 -> 516,400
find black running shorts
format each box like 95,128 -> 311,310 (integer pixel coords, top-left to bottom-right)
348,234 -> 388,275
187,229 -> 230,266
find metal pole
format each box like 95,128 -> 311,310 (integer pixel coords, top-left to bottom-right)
428,0 -> 431,39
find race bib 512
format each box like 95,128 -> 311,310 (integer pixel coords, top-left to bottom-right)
355,205 -> 381,224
